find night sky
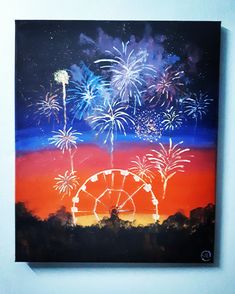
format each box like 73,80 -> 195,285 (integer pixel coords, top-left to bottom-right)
15,20 -> 221,223
15,20 -> 220,135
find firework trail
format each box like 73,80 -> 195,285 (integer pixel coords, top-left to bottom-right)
87,99 -> 134,167
68,63 -> 110,120
133,109 -> 162,143
54,170 -> 79,199
94,41 -> 156,112
36,90 -> 62,123
147,138 -> 191,199
53,70 -> 84,188
129,155 -> 155,182
161,106 -> 183,132
148,66 -> 184,106
183,92 -> 213,124
54,70 -> 69,131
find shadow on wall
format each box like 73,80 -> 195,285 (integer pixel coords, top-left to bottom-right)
214,25 -> 229,270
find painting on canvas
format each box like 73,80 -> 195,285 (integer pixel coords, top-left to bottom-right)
15,20 -> 220,262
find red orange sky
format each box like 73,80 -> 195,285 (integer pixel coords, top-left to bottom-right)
16,143 -> 216,224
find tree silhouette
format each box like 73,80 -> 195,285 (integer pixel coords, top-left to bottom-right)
47,206 -> 73,226
15,202 -> 215,263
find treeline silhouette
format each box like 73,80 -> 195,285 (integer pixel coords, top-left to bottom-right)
16,202 -> 215,263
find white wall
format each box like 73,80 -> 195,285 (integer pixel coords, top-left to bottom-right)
0,1 -> 235,293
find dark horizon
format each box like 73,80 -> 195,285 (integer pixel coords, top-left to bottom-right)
16,201 -> 215,263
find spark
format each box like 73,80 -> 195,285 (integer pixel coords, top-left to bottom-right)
161,106 -> 183,131
183,92 -> 213,121
68,63 -> 110,120
94,41 -> 156,112
54,69 -> 69,130
36,91 -> 62,122
129,155 -> 155,182
133,109 -> 162,143
54,170 -> 79,198
148,66 -> 184,105
49,127 -> 83,153
147,138 -> 191,199
87,99 -> 134,166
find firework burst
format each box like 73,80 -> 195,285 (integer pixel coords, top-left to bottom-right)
54,170 -> 79,198
54,70 -> 69,85
183,92 -> 213,121
87,99 -> 134,166
129,155 -> 155,182
68,63 -> 110,120
148,66 -> 184,106
36,91 -> 62,122
147,138 -> 191,199
161,106 -> 183,131
94,41 -> 156,112
49,127 -> 83,153
133,109 -> 162,143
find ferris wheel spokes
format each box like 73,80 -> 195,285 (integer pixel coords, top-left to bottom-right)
93,189 -> 112,217
119,183 -> 145,210
116,173 -> 127,207
71,169 -> 159,225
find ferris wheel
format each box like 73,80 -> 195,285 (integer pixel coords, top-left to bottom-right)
71,169 -> 159,225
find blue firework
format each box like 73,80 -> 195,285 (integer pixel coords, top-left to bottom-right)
183,92 -> 213,121
67,63 -> 110,120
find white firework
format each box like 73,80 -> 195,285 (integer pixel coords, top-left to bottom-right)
94,41 -> 156,111
129,155 -> 155,182
147,138 -> 191,199
161,107 -> 183,131
54,69 -> 69,130
87,99 -> 134,166
36,92 -> 62,122
49,127 -> 83,153
54,70 -> 69,85
183,92 -> 213,121
54,170 -> 79,198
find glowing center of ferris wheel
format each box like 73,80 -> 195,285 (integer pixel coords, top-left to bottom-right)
71,169 -> 159,224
